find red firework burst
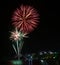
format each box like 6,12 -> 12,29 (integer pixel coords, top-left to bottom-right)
12,5 -> 39,33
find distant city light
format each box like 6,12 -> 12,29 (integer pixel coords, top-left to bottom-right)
41,60 -> 44,63
40,52 -> 43,55
49,51 -> 53,54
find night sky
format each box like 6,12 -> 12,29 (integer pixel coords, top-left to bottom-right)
0,0 -> 59,61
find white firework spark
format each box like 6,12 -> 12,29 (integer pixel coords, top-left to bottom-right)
10,28 -> 27,41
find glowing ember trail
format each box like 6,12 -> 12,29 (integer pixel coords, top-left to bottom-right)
12,5 -> 39,33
